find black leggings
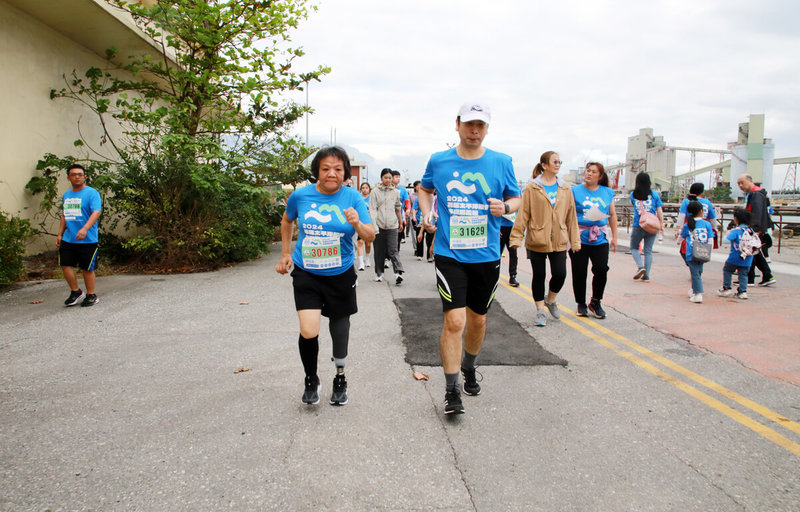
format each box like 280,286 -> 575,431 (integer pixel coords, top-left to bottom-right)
527,250 -> 567,302
569,244 -> 610,304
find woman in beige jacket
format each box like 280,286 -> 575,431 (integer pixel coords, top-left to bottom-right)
510,151 -> 581,326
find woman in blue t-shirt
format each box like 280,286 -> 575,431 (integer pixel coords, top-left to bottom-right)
275,146 -> 375,407
569,162 -> 618,319
357,181 -> 372,270
629,172 -> 664,282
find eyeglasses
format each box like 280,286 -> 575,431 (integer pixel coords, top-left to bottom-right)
552,160 -> 563,165
68,173 -> 85,177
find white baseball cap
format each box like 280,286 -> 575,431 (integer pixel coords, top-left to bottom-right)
457,102 -> 491,124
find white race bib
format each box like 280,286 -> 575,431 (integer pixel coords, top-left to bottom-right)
449,215 -> 488,250
301,236 -> 342,270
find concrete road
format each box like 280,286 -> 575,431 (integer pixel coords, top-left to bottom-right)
1,241 -> 798,511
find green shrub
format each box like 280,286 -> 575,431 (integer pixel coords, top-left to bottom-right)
0,211 -> 34,285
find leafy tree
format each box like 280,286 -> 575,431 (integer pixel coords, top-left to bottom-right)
27,0 -> 327,267
707,185 -> 733,204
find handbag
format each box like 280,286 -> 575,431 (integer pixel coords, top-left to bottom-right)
637,201 -> 661,234
691,231 -> 712,263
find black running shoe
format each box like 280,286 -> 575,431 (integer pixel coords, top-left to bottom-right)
395,273 -> 403,286
588,300 -> 606,319
329,374 -> 348,406
81,294 -> 99,307
509,275 -> 519,287
576,303 -> 588,316
64,289 -> 85,307
302,375 -> 320,405
444,389 -> 464,415
461,366 -> 481,396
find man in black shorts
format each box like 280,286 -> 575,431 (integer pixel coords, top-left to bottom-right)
56,164 -> 102,307
417,102 -> 521,415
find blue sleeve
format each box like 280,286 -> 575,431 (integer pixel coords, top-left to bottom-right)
679,199 -> 688,214
89,189 -> 102,212
421,159 -> 434,190
680,224 -> 689,239
652,193 -> 663,208
355,191 -> 371,224
285,190 -> 298,221
705,199 -> 716,219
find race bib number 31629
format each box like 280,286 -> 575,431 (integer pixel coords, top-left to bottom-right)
450,215 -> 488,250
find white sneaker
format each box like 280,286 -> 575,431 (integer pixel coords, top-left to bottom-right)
717,288 -> 734,297
358,264 -> 365,271
736,291 -> 748,299
688,288 -> 694,298
689,294 -> 703,303
374,275 -> 383,282
365,260 -> 371,267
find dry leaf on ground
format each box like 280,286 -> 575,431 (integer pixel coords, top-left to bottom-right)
29,300 -> 44,304
234,367 -> 251,373
413,370 -> 429,381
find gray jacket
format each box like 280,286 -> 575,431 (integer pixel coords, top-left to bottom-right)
369,185 -> 401,229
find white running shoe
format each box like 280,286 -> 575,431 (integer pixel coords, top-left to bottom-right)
689,294 -> 703,303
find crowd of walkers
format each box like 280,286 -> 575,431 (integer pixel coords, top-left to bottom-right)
270,100 -> 779,415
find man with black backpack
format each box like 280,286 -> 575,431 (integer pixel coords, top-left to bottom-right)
736,174 -> 776,286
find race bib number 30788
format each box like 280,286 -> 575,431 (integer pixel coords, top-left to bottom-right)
450,215 -> 488,250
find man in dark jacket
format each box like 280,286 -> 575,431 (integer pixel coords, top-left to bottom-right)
737,174 -> 775,286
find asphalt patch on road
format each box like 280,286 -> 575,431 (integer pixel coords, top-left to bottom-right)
395,298 -> 567,367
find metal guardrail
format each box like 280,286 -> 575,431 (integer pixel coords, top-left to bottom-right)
617,203 -> 800,254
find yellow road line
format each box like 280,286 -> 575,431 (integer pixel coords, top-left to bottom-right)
499,275 -> 800,458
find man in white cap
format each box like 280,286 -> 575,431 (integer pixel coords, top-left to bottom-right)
417,102 -> 521,415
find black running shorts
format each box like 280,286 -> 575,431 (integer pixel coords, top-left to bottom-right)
434,255 -> 500,314
58,241 -> 99,271
291,265 -> 358,318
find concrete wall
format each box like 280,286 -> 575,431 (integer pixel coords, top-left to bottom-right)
0,0 -> 141,254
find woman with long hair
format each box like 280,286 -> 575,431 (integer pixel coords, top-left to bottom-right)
569,162 -> 618,318
357,181 -> 372,270
629,172 -> 664,282
510,151 -> 581,327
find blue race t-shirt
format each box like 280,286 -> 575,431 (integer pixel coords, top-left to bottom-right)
421,147 -> 521,263
680,219 -> 713,262
412,197 -> 421,224
725,226 -> 755,267
572,184 -> 615,245
62,186 -> 102,244
679,198 -> 716,221
544,183 -> 559,207
398,186 -> 410,207
286,184 -> 371,276
630,191 -> 663,226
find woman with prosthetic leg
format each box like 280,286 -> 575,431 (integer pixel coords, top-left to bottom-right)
276,146 -> 375,406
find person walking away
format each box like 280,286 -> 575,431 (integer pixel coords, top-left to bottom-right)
411,181 -> 434,261
736,174 -> 776,286
570,162 -> 618,318
717,208 -> 755,299
680,201 -> 714,303
56,164 -> 102,307
675,182 -> 717,260
356,182 -> 372,270
629,172 -> 664,282
417,101 -> 521,415
369,169 -> 405,285
510,151 -> 581,327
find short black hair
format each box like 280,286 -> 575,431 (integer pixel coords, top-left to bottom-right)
310,146 -> 351,181
733,208 -> 752,225
391,170 -> 400,176
66,163 -> 86,175
380,168 -> 393,178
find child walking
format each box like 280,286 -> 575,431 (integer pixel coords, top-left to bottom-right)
680,201 -> 714,303
717,208 -> 755,299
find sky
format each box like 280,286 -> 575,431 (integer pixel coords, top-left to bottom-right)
281,0 -> 800,189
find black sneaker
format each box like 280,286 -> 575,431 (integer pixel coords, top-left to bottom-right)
395,273 -> 403,286
509,275 -> 520,287
81,294 -> 99,307
64,289 -> 85,307
758,277 -> 776,287
588,300 -> 606,319
444,389 -> 464,415
461,366 -> 482,396
329,374 -> 348,406
576,303 -> 588,317
302,375 -> 320,405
